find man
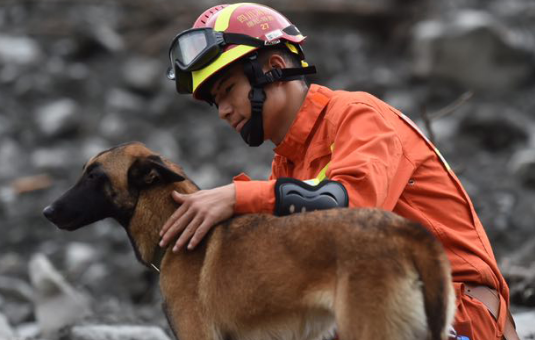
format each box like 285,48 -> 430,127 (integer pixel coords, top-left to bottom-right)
160,3 -> 518,340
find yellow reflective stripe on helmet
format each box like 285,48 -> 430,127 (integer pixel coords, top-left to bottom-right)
192,45 -> 257,92
303,144 -> 335,186
214,3 -> 244,31
285,42 -> 298,54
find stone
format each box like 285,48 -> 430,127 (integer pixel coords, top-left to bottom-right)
65,243 -> 98,277
456,106 -> 529,152
81,138 -> 112,162
0,276 -> 34,302
0,138 -> 26,180
0,276 -> 34,325
509,149 -> 535,189
0,312 -> 15,339
0,35 -> 41,65
30,146 -> 80,171
97,112 -> 128,139
105,88 -> 146,114
15,322 -> 40,339
34,99 -> 82,138
29,253 -> 92,336
412,10 -> 534,92
122,57 -> 162,93
66,324 -> 172,340
513,310 -> 535,339
145,130 -> 181,161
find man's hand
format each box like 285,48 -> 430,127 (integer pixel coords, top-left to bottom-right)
159,184 -> 236,252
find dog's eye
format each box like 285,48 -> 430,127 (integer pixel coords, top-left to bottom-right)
86,171 -> 102,181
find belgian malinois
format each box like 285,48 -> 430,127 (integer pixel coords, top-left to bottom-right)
43,142 -> 455,340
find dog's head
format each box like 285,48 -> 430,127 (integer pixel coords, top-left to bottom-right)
43,142 -> 186,231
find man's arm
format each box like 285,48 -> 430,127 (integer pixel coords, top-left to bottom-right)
326,100 -> 413,210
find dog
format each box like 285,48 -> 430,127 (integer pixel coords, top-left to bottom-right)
43,142 -> 455,340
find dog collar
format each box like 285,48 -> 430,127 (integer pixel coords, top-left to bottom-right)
150,245 -> 167,273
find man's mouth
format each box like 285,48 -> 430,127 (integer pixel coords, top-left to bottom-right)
233,119 -> 247,132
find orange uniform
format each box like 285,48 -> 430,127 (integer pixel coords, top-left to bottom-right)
233,84 -> 510,340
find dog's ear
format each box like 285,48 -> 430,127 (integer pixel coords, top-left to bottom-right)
128,156 -> 185,188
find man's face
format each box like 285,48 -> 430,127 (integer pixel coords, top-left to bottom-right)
209,62 -> 285,143
210,64 -> 253,135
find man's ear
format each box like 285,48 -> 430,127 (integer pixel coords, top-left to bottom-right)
128,157 -> 185,188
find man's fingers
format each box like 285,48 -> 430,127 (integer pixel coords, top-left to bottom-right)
160,209 -> 194,247
188,219 -> 213,250
173,215 -> 202,252
171,191 -> 186,203
160,200 -> 188,237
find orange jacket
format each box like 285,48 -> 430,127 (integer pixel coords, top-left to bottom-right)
233,84 -> 509,339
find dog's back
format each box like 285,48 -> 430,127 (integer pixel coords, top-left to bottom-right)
161,208 -> 455,340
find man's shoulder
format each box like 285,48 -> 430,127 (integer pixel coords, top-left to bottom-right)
328,88 -> 386,109
319,87 -> 391,123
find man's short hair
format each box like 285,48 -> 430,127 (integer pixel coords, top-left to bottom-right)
257,45 -> 302,68
258,45 -> 307,83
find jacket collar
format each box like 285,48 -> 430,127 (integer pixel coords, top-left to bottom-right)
273,84 -> 332,162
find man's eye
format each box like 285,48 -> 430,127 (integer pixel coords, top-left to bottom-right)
225,84 -> 234,94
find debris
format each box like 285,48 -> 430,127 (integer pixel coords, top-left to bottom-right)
29,254 -> 92,337
11,174 -> 53,195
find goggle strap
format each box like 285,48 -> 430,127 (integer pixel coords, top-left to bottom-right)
222,33 -> 265,48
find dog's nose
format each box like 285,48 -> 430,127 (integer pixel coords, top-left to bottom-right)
43,205 -> 55,221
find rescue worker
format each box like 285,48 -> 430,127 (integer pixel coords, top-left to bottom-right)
159,3 -> 519,340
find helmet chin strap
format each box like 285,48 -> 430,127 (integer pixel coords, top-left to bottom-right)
241,53 -> 317,147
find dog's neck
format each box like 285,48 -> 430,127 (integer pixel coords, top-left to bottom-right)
127,179 -> 199,270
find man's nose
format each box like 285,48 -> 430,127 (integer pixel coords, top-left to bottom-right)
218,102 -> 232,120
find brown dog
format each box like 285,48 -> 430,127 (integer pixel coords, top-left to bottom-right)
43,142 -> 455,340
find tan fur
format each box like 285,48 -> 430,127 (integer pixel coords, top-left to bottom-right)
81,142 -> 456,340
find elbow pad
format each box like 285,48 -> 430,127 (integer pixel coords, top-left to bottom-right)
274,178 -> 349,216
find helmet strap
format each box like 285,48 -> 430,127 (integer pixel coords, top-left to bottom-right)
240,53 -> 317,147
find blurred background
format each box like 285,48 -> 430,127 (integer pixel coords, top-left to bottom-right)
1,0 -> 535,339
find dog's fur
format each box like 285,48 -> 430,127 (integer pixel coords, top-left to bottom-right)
44,142 -> 455,340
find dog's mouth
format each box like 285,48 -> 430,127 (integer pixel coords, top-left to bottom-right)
43,205 -> 86,231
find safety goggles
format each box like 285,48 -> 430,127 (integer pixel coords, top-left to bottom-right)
166,28 -> 265,94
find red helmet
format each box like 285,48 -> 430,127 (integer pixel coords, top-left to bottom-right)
168,3 -> 309,100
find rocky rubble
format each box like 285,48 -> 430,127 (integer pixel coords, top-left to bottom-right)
1,0 -> 535,339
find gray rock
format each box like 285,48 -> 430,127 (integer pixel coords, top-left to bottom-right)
29,253 -> 92,336
266,0 -> 417,16
509,149 -> 535,189
15,322 -> 40,339
513,310 -> 535,339
66,324 -> 172,340
30,146 -> 80,171
90,25 -> 124,53
145,130 -> 181,161
105,88 -> 146,114
456,106 -> 529,152
65,243 -> 98,278
98,112 -> 128,139
34,99 -> 82,138
81,138 -> 112,162
0,35 -> 42,65
0,312 -> 15,339
0,114 -> 13,138
0,276 -> 34,302
412,10 -> 534,91
0,138 -> 26,180
122,57 -> 162,93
